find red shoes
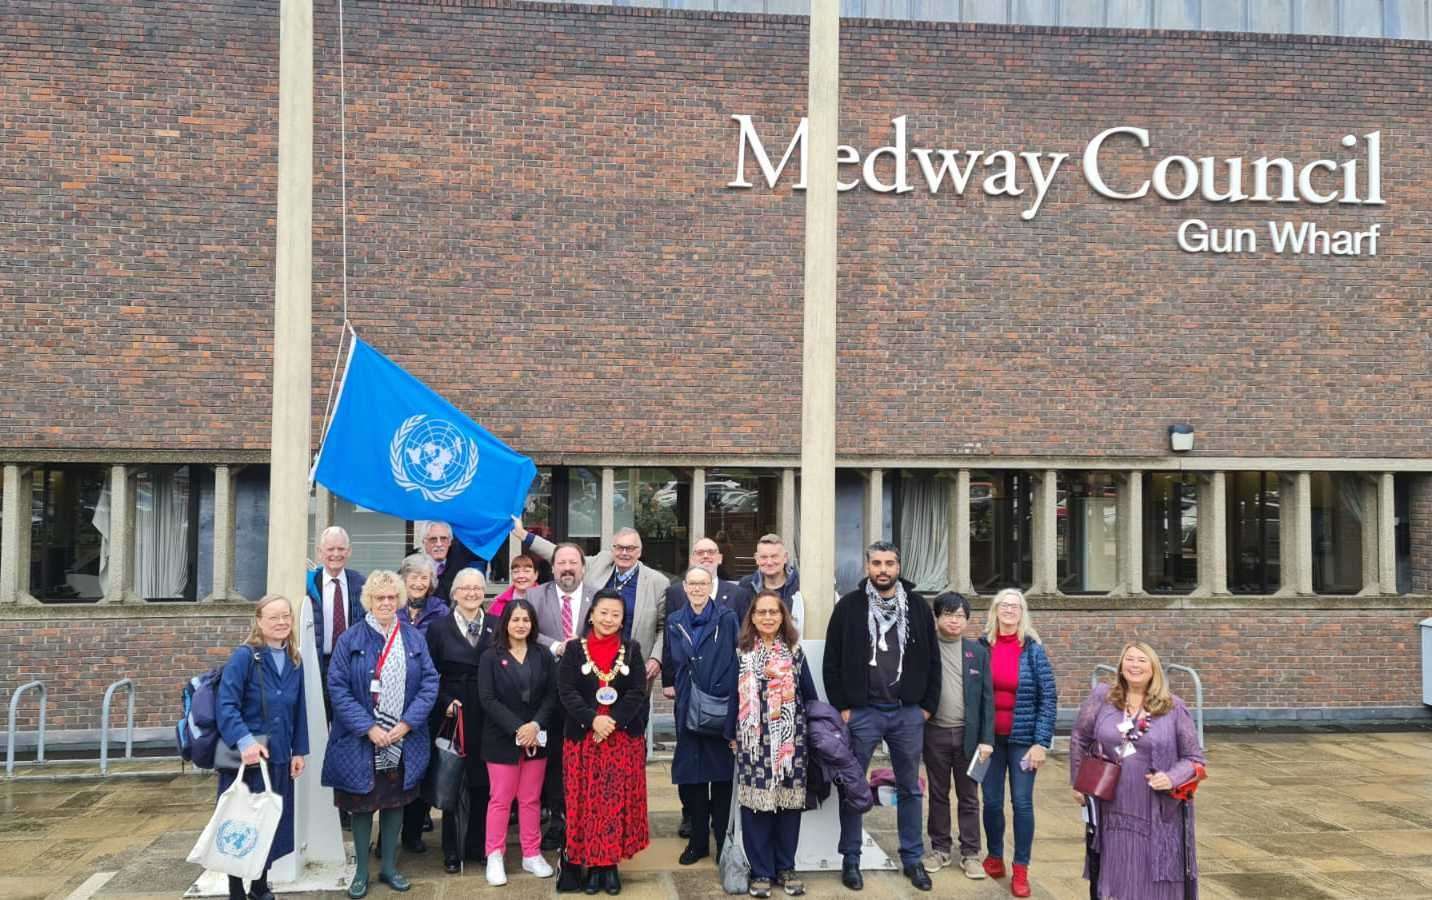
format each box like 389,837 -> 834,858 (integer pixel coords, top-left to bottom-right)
1011,863 -> 1031,897
982,856 -> 1006,879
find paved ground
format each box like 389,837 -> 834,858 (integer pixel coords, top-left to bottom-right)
5,730 -> 1432,900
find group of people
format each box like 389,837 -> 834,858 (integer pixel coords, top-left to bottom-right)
209,521 -> 1206,900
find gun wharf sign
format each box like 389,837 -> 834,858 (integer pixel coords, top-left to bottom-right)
727,115 -> 1388,256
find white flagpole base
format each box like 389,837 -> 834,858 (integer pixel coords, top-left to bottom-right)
185,858 -> 354,897
791,639 -> 898,873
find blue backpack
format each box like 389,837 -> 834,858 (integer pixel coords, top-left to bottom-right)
175,668 -> 224,768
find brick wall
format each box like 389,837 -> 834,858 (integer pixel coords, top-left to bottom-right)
2,601 -> 1429,732
2,1 -> 1430,460
0,608 -> 252,732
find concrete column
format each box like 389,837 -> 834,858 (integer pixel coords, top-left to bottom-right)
1275,472 -> 1313,595
797,0 -> 839,641
313,483 -> 334,549
1193,472 -> 1229,596
1357,476 -> 1381,595
266,0 -> 314,613
1379,473 -> 1397,593
950,469 -> 974,594
1030,469 -> 1060,595
102,465 -> 138,604
865,468 -> 883,545
1110,472 -> 1144,596
689,467 -> 706,552
0,465 -> 31,604
599,467 -> 615,548
779,468 -> 797,549
204,465 -> 238,602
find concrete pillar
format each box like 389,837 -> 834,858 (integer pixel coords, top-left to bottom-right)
865,468 -> 883,545
797,0 -> 839,641
101,465 -> 139,604
779,468 -> 797,551
689,467 -> 706,552
266,0 -> 314,613
1357,476 -> 1381,595
1112,472 -> 1144,596
0,465 -> 31,604
1030,469 -> 1060,595
313,483 -> 334,549
1276,472 -> 1313,595
1379,473 -> 1397,593
600,467 -> 615,547
1410,475 -> 1432,593
1193,472 -> 1229,596
950,469 -> 974,594
204,465 -> 238,602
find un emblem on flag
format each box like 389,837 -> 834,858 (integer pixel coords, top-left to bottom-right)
389,414 -> 480,503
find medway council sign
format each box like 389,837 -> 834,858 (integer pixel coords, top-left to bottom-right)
726,115 -> 1387,257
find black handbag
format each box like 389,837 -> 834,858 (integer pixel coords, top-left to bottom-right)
685,680 -> 729,737
214,651 -> 269,772
421,714 -> 466,811
555,849 -> 583,893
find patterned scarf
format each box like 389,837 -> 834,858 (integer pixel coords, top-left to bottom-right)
738,639 -> 797,783
866,579 -> 909,683
367,613 -> 407,770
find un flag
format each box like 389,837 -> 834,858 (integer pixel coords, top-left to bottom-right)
313,337 -> 536,560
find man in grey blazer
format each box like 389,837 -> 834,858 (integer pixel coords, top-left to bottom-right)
515,521 -> 670,681
526,542 -> 588,656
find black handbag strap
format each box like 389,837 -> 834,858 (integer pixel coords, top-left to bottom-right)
248,650 -> 269,728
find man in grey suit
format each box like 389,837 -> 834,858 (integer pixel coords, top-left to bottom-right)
515,521 -> 670,681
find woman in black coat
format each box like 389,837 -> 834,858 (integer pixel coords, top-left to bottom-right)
424,568 -> 497,872
477,598 -> 558,885
557,590 -> 651,895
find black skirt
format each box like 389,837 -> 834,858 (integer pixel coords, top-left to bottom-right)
334,758 -> 418,814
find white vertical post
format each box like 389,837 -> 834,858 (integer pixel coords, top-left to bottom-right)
103,465 -> 136,604
1276,472 -> 1313,595
865,468 -> 884,544
1194,472 -> 1228,596
951,469 -> 973,594
1030,470 -> 1060,595
0,465 -> 29,604
1113,472 -> 1144,596
1378,473 -> 1397,593
600,467 -> 616,548
204,464 -> 238,602
690,467 -> 706,551
780,468 -> 797,549
798,0 -> 839,641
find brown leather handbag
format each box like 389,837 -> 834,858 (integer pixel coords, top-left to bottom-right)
1073,747 -> 1120,802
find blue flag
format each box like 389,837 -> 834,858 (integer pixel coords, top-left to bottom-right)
313,336 -> 535,560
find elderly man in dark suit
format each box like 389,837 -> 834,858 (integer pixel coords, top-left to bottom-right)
306,526 -> 366,720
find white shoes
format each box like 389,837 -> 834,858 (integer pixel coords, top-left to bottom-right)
486,853 -> 507,886
523,854 -> 554,878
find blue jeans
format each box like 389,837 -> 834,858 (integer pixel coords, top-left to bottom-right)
981,737 -> 1037,865
839,704 -> 926,867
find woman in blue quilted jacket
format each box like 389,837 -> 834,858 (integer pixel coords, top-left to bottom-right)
978,588 -> 1057,898
322,569 -> 440,899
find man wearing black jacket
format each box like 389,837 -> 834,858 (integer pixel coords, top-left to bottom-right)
823,541 -> 940,893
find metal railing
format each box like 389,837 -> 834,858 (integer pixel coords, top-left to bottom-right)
5,681 -> 47,777
1089,662 -> 1205,749
99,678 -> 136,776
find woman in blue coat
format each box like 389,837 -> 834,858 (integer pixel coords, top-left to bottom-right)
216,594 -> 309,900
322,570 -> 440,899
663,566 -> 739,865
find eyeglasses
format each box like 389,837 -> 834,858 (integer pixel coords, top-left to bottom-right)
752,610 -> 782,617
424,535 -> 452,544
612,544 -> 640,553
693,547 -> 719,557
371,593 -> 400,603
261,612 -> 293,622
996,602 -> 1023,610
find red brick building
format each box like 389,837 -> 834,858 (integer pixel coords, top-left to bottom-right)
2,0 -> 1430,742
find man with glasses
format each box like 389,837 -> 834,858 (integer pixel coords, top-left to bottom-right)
415,520 -> 478,601
824,541 -> 941,893
514,521 -> 669,679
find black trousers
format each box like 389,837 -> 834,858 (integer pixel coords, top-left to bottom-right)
741,806 -> 801,881
440,781 -> 490,861
678,781 -> 732,855
543,716 -> 566,818
400,797 -> 428,846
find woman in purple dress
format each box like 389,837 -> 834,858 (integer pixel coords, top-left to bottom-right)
1069,642 -> 1204,900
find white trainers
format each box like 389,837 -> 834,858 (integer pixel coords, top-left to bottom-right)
922,849 -> 951,873
486,853 -> 507,886
961,856 -> 988,879
522,854 -> 554,878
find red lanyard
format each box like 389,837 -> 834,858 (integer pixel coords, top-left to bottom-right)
372,625 -> 401,700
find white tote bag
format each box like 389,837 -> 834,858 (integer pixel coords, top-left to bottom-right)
187,759 -> 285,880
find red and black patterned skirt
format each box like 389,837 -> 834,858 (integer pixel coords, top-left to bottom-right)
563,730 -> 650,866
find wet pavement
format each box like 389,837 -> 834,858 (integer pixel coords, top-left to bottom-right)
5,730 -> 1432,899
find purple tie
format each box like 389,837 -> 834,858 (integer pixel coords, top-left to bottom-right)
331,577 -> 346,648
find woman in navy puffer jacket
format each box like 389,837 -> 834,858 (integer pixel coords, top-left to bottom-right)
978,588 -> 1057,898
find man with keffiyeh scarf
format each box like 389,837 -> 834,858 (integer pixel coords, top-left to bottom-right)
823,542 -> 940,893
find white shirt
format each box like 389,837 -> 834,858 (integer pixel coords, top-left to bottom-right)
554,586 -> 584,652
321,568 -> 348,655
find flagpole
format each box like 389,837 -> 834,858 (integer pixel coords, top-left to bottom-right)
310,330 -> 358,484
